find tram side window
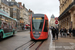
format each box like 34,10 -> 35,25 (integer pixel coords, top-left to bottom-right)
44,20 -> 48,32
0,20 -> 2,27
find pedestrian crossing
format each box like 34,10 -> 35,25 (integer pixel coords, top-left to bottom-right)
49,42 -> 75,50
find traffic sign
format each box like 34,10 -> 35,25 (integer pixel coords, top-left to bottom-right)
55,17 -> 58,20
55,20 -> 58,24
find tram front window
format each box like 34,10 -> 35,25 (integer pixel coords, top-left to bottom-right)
32,17 -> 44,31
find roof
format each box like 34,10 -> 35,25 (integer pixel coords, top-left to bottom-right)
32,14 -> 45,17
1,0 -> 9,6
51,14 -> 55,18
8,2 -> 20,7
0,9 -> 17,21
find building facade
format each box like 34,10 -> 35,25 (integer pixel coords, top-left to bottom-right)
0,0 -> 10,16
8,0 -> 20,20
18,2 -> 24,25
59,0 -> 75,29
7,0 -> 21,31
24,8 -> 30,24
50,14 -> 56,27
19,3 -> 30,24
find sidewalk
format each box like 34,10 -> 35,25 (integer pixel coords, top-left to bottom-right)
50,36 -> 75,50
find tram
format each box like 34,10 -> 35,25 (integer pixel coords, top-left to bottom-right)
0,9 -> 17,40
30,14 -> 49,40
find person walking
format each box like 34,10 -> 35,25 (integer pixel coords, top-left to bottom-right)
63,28 -> 67,37
69,28 -> 72,37
55,27 -> 59,39
52,27 -> 56,40
60,28 -> 63,37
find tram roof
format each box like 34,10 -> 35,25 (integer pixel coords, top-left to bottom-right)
0,9 -> 17,21
32,14 -> 45,17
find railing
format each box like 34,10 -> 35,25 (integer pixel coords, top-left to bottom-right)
58,0 -> 75,20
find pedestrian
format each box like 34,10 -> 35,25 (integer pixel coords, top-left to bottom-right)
69,28 -> 72,37
60,28 -> 64,37
63,27 -> 67,37
52,27 -> 56,40
55,27 -> 59,40
22,25 -> 24,30
72,28 -> 75,37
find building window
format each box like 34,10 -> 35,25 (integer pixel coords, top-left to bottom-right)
17,4 -> 19,7
64,0 -> 66,4
3,7 -> 5,11
13,13 -> 16,16
11,3 -> 14,5
13,8 -> 16,11
6,8 -> 8,10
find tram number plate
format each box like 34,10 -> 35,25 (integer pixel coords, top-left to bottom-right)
34,35 -> 39,36
35,32 -> 38,34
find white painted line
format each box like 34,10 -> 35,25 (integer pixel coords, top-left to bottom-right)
49,29 -> 55,50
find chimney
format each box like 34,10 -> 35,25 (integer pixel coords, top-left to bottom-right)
18,2 -> 22,5
29,9 -> 31,11
29,9 -> 32,12
23,4 -> 25,8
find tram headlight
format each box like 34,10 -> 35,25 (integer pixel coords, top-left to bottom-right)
33,32 -> 35,33
39,32 -> 41,34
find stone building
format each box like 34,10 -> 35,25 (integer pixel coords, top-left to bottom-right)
50,14 -> 56,27
0,0 -> 10,16
19,2 -> 30,24
7,0 -> 20,28
24,8 -> 30,24
8,0 -> 20,20
18,2 -> 30,26
58,0 -> 75,29
18,2 -> 24,25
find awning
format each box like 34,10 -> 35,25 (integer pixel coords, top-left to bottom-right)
0,9 -> 17,21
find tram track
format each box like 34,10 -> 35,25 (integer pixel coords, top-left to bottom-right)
35,41 -> 44,50
24,41 -> 37,50
24,40 -> 45,50
15,40 -> 31,50
15,40 -> 45,50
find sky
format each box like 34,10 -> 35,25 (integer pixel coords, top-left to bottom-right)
16,0 -> 60,21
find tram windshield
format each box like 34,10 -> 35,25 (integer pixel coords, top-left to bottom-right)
32,17 -> 44,31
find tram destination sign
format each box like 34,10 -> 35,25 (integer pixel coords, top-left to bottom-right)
33,17 -> 42,20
